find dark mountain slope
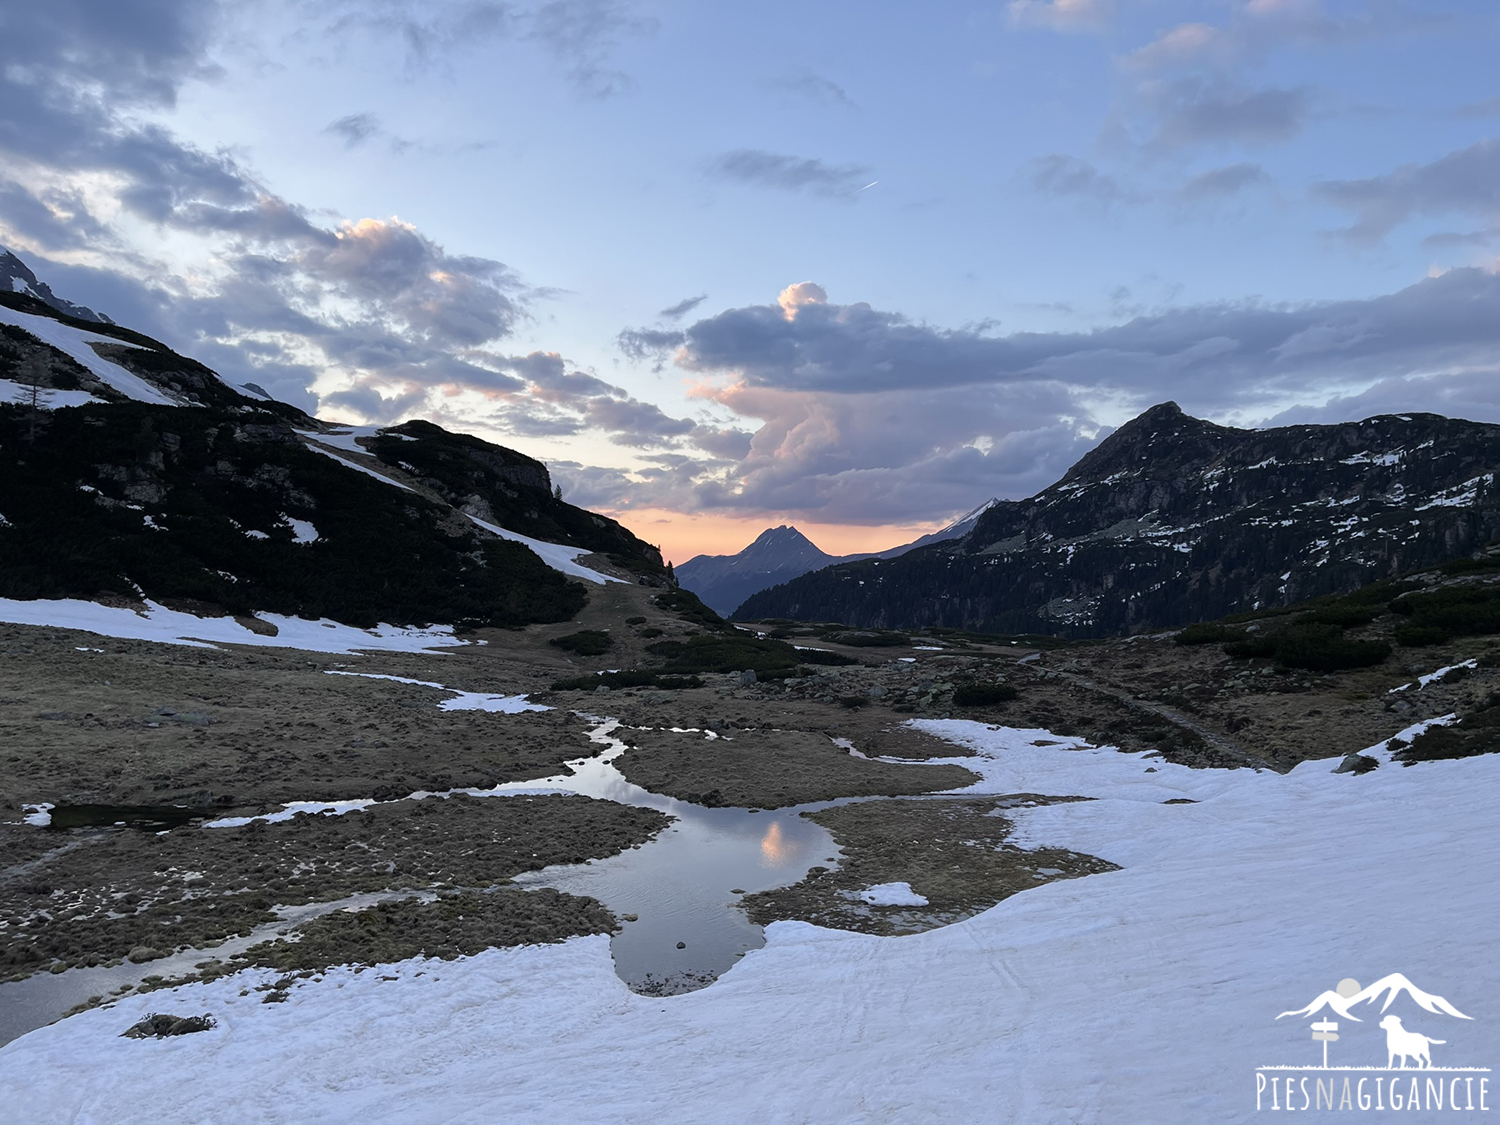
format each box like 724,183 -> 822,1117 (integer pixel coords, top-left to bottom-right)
0,257 -> 665,630
677,526 -> 844,616
738,402 -> 1500,637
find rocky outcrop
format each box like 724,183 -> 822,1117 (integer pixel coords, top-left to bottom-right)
738,403 -> 1500,637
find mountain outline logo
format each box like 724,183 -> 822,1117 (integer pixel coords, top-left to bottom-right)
1255,972 -> 1491,1112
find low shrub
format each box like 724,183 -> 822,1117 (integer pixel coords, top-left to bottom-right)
549,630 -> 612,656
798,649 -> 858,666
824,630 -> 910,647
1225,622 -> 1389,670
1393,624 -> 1451,647
1175,622 -> 1235,646
550,670 -> 704,691
1303,605 -> 1378,628
646,633 -> 802,675
1390,584 -> 1500,638
953,683 -> 1019,707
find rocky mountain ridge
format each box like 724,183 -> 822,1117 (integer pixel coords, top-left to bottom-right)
0,252 -> 665,631
677,501 -> 999,616
737,402 -> 1500,636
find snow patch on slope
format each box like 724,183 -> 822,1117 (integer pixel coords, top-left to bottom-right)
465,514 -> 623,586
0,305 -> 174,405
0,598 -> 471,655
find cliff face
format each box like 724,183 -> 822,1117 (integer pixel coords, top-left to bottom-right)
736,403 -> 1500,636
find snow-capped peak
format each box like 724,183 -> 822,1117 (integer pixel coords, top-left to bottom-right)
1276,972 -> 1472,1023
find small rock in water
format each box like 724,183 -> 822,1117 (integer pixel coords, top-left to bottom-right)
730,889 -> 745,895
622,914 -> 639,922
675,941 -> 686,949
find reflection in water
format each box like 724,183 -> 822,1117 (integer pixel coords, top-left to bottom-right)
759,820 -> 790,865
498,718 -> 842,994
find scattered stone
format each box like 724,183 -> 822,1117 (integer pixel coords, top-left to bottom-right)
121,1013 -> 216,1039
675,941 -> 686,949
739,669 -> 758,687
126,946 -> 166,964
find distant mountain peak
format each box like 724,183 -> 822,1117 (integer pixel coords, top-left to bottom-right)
1061,400 -> 1235,484
0,248 -> 113,324
751,524 -> 815,547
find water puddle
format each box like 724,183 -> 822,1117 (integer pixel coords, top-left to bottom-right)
0,890 -> 422,1047
492,719 -> 844,995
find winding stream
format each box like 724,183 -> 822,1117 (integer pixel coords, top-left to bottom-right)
2,715 -> 854,1042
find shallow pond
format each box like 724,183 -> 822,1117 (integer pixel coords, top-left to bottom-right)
1,716 -> 855,1041
0,891 -> 422,1047
497,719 -> 846,995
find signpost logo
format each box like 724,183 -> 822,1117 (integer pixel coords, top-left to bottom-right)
1256,973 -> 1491,1112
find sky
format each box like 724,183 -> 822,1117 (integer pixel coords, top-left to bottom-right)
2,1 -> 1499,564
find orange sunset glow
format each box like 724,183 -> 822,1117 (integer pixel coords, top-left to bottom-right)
600,507 -> 949,568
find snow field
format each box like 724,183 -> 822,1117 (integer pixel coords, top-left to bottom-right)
0,304 -> 175,405
2,722 -> 1496,1122
0,597 -> 472,655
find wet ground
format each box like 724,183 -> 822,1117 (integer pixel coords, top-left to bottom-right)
4,578 -> 1488,1045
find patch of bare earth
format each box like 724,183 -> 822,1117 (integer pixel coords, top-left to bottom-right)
743,797 -> 1118,936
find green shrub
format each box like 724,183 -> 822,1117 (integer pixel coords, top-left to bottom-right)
550,670 -> 704,691
654,588 -> 724,629
1225,622 -> 1389,670
1303,605 -> 1378,628
1394,624 -> 1451,647
1390,585 -> 1500,638
953,683 -> 1019,707
1272,623 -> 1390,670
549,630 -> 612,656
1223,634 -> 1278,660
645,633 -> 802,675
1440,556 -> 1500,575
1175,622 -> 1235,645
825,630 -> 910,647
798,648 -> 858,666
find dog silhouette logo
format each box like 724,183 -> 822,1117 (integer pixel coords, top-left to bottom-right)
1255,973 -> 1491,1112
1378,1015 -> 1444,1070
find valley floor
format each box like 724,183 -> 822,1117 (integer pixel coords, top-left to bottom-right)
1,583 -> 1496,1122
2,718 -> 1497,1123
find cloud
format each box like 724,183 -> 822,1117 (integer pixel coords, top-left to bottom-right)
1456,95 -> 1500,119
324,112 -> 382,147
330,0 -> 656,97
1024,154 -> 1140,206
765,72 -> 854,107
585,270 -> 1500,523
1139,80 -> 1312,153
617,326 -> 686,362
659,294 -> 708,320
1008,0 -> 1112,33
526,0 -> 659,97
706,149 -> 873,198
1178,161 -> 1270,201
1314,138 -> 1500,245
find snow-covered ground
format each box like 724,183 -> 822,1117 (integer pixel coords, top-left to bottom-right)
0,376 -> 103,408
3,724 -> 1496,1123
0,304 -> 176,405
465,513 -> 624,585
0,597 -> 471,655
